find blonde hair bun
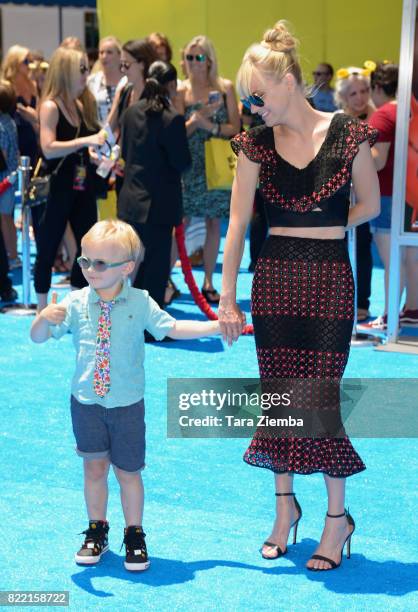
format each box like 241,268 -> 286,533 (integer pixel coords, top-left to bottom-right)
262,20 -> 297,53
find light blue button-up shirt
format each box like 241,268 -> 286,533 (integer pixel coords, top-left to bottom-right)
51,280 -> 175,408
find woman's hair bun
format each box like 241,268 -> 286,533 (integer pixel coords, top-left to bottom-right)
262,20 -> 297,53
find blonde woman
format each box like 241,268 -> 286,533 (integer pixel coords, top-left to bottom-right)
177,36 -> 240,303
335,66 -> 375,320
1,44 -> 38,165
35,47 -> 105,310
88,36 -> 126,125
219,21 -> 380,571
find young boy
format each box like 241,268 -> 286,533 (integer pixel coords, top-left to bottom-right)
31,219 -> 220,571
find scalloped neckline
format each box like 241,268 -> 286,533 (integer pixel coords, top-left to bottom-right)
272,114 -> 338,171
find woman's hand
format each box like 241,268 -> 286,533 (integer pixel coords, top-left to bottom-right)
218,296 -> 246,346
86,129 -> 107,148
198,100 -> 222,118
112,159 -> 125,177
16,103 -> 38,125
189,110 -> 213,131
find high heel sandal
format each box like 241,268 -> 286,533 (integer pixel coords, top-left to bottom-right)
307,508 -> 355,571
201,287 -> 220,304
261,492 -> 302,560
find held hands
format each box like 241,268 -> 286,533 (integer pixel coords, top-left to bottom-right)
39,292 -> 66,325
218,296 -> 246,346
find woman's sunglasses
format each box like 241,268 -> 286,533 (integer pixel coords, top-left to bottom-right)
22,57 -> 31,66
186,54 -> 207,62
77,256 -> 132,272
120,60 -> 139,70
80,65 -> 89,75
240,93 -> 264,110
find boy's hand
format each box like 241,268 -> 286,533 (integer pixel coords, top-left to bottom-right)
39,292 -> 66,325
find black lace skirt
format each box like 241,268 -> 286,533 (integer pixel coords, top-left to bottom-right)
246,235 -> 366,478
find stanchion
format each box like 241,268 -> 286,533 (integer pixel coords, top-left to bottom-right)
348,225 -> 382,347
2,156 -> 38,315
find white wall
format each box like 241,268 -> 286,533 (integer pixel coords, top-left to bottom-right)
1,5 -> 91,60
62,7 -> 85,44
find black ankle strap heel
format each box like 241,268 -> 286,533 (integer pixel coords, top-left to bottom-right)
261,492 -> 303,559
307,508 -> 355,571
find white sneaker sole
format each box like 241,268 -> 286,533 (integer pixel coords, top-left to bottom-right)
75,544 -> 109,565
124,559 -> 150,571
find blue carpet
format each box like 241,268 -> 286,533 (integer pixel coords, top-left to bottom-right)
1,227 -> 417,611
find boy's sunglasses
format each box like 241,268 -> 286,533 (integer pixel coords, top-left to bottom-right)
80,65 -> 89,74
240,93 -> 264,110
77,256 -> 132,272
186,54 -> 206,62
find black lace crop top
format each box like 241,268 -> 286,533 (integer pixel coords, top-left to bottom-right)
231,113 -> 378,228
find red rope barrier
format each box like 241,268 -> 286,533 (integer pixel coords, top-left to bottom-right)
174,223 -> 254,335
0,176 -> 13,195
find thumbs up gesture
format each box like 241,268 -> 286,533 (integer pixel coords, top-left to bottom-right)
39,291 -> 67,325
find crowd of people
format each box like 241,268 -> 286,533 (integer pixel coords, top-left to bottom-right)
0,30 -> 417,328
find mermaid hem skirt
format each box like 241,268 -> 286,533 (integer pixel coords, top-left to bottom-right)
247,235 -> 366,478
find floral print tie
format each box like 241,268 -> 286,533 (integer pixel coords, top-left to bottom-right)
93,299 -> 115,397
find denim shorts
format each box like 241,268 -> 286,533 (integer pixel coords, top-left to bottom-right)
70,396 -> 145,472
370,195 -> 392,234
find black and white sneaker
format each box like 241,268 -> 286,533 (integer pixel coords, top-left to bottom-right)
75,520 -> 109,565
122,526 -> 150,571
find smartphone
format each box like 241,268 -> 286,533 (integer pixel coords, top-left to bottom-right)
208,90 -> 221,104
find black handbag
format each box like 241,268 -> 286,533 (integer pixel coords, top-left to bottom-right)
28,118 -> 81,208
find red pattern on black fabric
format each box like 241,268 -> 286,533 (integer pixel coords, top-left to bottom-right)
244,436 -> 366,478
256,347 -> 349,380
245,236 -> 366,478
231,114 -> 378,214
251,258 -> 354,320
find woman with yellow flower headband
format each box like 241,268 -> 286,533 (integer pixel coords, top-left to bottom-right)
334,64 -> 375,121
334,63 -> 376,321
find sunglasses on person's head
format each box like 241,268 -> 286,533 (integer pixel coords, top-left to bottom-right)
185,54 -> 207,62
80,64 -> 89,74
77,256 -> 132,272
120,60 -> 139,70
240,93 -> 264,110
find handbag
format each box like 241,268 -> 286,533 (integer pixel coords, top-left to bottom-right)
28,117 -> 82,208
204,137 -> 237,190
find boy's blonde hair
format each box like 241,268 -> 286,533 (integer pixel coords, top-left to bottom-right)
82,220 -> 141,261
